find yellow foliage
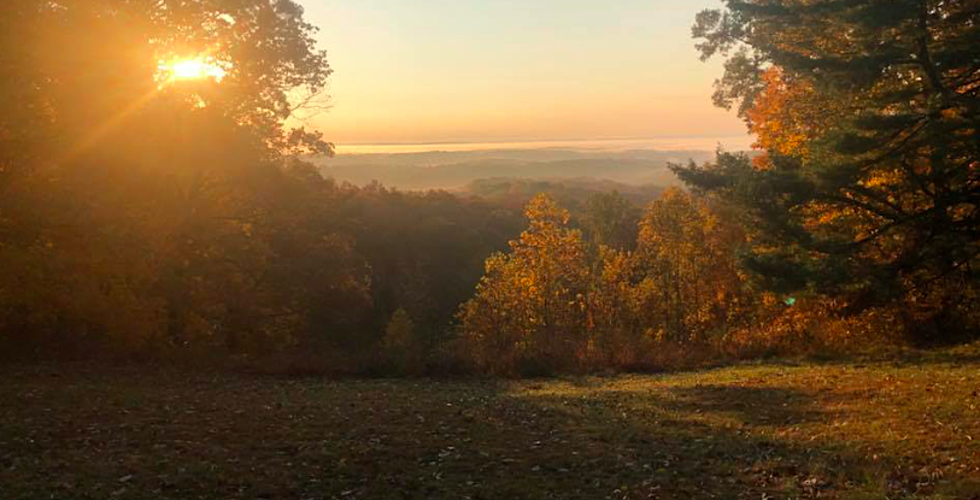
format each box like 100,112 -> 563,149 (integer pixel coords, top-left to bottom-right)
746,67 -> 838,164
459,194 -> 591,375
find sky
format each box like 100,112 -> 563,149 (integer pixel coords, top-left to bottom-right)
297,0 -> 750,150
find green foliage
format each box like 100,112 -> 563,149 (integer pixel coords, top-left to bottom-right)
582,191 -> 640,251
332,183 -> 523,350
681,0 -> 980,341
380,308 -> 424,375
464,177 -> 665,214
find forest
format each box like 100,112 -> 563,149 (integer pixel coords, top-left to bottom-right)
2,1 -> 979,498
2,0 -> 977,376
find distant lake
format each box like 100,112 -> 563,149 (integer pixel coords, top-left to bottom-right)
335,136 -> 755,155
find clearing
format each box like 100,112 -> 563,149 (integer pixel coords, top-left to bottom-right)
2,353 -> 979,499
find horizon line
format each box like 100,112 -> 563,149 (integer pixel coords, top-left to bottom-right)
334,134 -> 753,148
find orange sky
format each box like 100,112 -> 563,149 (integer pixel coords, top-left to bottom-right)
296,1 -> 749,149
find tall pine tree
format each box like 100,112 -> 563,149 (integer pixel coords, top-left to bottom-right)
678,0 -> 980,337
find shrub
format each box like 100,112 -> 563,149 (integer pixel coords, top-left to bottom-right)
381,308 -> 425,375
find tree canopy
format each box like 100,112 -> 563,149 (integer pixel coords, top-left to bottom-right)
678,0 -> 980,335
3,0 -> 977,369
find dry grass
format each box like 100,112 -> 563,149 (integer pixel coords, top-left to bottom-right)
2,348 -> 979,499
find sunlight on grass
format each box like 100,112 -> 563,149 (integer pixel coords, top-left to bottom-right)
2,357 -> 978,499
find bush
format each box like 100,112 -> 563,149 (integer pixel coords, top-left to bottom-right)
380,309 -> 425,375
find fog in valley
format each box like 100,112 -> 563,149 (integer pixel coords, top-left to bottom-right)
316,147 -> 721,191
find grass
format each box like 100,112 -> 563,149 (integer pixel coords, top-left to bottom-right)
2,351 -> 979,499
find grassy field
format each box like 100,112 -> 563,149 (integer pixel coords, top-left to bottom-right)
2,352 -> 980,500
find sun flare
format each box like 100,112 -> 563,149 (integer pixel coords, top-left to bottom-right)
158,57 -> 226,83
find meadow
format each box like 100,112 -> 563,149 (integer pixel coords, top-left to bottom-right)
3,348 -> 979,500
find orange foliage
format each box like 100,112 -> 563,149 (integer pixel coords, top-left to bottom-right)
459,191 -> 782,375
746,67 -> 833,165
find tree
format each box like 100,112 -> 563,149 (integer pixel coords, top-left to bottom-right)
459,195 -> 590,375
582,191 -> 640,251
632,188 -> 749,343
380,308 -> 424,375
586,246 -> 644,367
0,0 -> 364,358
680,1 -> 980,337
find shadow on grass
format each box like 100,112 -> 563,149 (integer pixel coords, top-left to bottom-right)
736,344 -> 980,372
667,384 -> 826,426
507,382 -> 979,499
3,366 -> 979,500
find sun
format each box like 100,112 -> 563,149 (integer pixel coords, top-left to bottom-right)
158,57 -> 227,83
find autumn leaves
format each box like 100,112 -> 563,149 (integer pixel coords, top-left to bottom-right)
459,190 -> 757,375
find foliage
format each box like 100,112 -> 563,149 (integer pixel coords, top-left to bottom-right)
582,191 -> 640,251
459,193 -> 771,374
679,0 -> 980,342
632,188 -> 751,343
3,0 -> 973,372
380,308 -> 425,375
465,177 -> 666,215
0,0 -> 359,360
459,195 -> 592,375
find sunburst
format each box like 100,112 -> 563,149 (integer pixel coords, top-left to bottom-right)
158,57 -> 226,83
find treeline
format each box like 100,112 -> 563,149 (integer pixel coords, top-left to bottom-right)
458,189 -> 755,375
455,177 -> 964,376
463,177 -> 665,213
0,165 -> 531,366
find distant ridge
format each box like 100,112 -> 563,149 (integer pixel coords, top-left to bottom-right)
316,148 -> 722,190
